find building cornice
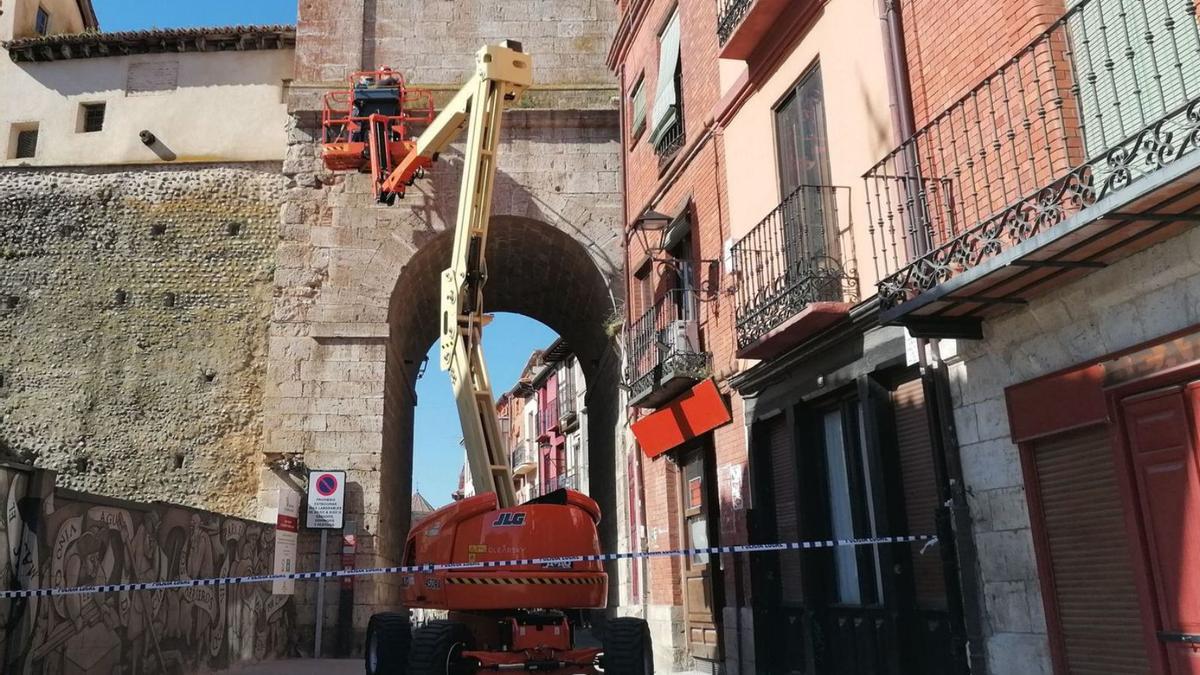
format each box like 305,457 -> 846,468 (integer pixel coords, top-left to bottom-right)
4,24 -> 296,63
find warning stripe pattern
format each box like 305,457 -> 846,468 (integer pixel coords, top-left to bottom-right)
0,534 -> 935,599
445,576 -> 605,585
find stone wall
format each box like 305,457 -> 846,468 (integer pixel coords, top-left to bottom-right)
0,164 -> 285,518
296,0 -> 616,109
263,107 -> 624,653
946,224 -> 1200,675
0,463 -> 297,674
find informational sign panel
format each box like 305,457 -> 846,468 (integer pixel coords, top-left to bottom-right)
306,470 -> 346,529
273,488 -> 301,595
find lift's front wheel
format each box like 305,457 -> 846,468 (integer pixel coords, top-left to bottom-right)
365,612 -> 411,675
407,620 -> 475,675
601,617 -> 653,674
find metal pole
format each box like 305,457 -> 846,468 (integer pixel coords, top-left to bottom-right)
314,528 -> 327,658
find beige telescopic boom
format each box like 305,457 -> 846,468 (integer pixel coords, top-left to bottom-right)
386,42 -> 531,509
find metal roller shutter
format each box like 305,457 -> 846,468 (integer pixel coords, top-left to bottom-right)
1032,425 -> 1150,674
892,379 -> 948,610
764,413 -> 804,604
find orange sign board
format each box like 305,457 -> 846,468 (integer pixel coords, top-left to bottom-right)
632,379 -> 732,458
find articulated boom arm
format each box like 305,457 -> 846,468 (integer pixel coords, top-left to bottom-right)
401,42 -> 531,509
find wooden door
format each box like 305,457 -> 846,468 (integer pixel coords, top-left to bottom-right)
681,448 -> 720,662
1119,383 -> 1200,673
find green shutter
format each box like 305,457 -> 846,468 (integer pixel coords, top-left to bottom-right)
1068,0 -> 1200,160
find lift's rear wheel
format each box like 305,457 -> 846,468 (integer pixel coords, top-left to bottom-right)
601,617 -> 653,674
364,612 -> 411,675
407,620 -> 475,675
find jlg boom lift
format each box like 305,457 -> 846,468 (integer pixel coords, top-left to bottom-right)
321,43 -> 654,674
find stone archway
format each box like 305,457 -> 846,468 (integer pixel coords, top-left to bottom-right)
378,215 -> 622,599
260,107 -> 622,650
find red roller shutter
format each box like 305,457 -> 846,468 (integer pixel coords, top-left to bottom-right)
892,379 -> 947,610
763,413 -> 804,604
1032,426 -> 1151,674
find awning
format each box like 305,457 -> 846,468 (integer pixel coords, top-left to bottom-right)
632,378 -> 732,459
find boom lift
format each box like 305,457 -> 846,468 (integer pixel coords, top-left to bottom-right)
321,43 -> 653,674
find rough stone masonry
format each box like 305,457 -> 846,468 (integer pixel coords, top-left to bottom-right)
0,164 -> 284,518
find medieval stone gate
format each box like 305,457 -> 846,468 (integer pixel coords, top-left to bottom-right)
257,0 -> 623,649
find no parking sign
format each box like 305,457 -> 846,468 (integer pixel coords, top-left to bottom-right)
306,470 -> 346,529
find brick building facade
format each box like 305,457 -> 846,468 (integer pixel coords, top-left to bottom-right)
868,0 -> 1200,673
609,0 -> 750,671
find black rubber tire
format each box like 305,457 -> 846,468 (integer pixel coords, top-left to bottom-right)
407,620 -> 475,675
364,612 -> 411,675
602,617 -> 653,675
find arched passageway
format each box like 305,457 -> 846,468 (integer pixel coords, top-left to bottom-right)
376,215 -> 623,605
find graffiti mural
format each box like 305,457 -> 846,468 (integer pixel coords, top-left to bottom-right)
0,466 -> 297,674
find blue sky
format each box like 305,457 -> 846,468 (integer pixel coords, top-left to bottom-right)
413,314 -> 558,507
93,0 -> 297,31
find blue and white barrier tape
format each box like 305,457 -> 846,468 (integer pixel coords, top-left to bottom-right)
0,534 -> 936,599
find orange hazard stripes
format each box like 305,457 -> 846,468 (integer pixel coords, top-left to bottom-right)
446,576 -> 604,586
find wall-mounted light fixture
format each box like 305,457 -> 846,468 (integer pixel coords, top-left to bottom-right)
633,208 -> 673,258
633,206 -> 721,299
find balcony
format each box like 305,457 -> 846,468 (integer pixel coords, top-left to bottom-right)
537,397 -> 560,441
543,471 -> 579,494
716,0 -> 797,60
732,184 -> 860,359
653,118 -> 685,165
558,374 -> 579,431
627,289 -> 712,409
511,441 -> 537,476
865,0 -> 1200,337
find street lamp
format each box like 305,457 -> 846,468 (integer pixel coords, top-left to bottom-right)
633,208 -> 673,257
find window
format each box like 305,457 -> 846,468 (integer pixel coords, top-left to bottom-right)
775,65 -> 838,262
650,9 -> 683,155
666,229 -> 696,322
819,400 -> 881,606
633,261 -> 653,319
35,7 -> 50,36
12,126 -> 39,159
80,103 -> 106,133
629,75 -> 647,141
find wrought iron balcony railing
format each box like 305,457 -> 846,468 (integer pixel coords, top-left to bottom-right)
537,395 -> 559,439
864,0 -> 1200,312
558,373 -> 578,427
626,289 -> 711,408
511,441 -> 537,473
543,471 -> 578,494
654,119 -> 685,162
717,0 -> 753,45
732,184 -> 860,351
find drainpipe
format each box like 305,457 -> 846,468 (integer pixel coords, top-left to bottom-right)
878,0 -> 916,146
878,0 -> 933,256
880,1 -> 985,671
617,61 -> 652,620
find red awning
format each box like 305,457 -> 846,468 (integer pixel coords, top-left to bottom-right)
632,378 -> 732,458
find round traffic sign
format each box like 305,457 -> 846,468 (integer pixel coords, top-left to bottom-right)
315,473 -> 339,497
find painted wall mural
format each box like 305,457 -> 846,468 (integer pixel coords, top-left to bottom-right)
0,465 -> 298,674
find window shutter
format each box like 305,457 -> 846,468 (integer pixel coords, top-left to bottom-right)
1068,0 -> 1200,159
631,79 -> 647,136
1032,425 -> 1151,673
891,379 -> 947,610
650,11 -> 682,146
15,129 -> 38,159
763,413 -> 804,604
